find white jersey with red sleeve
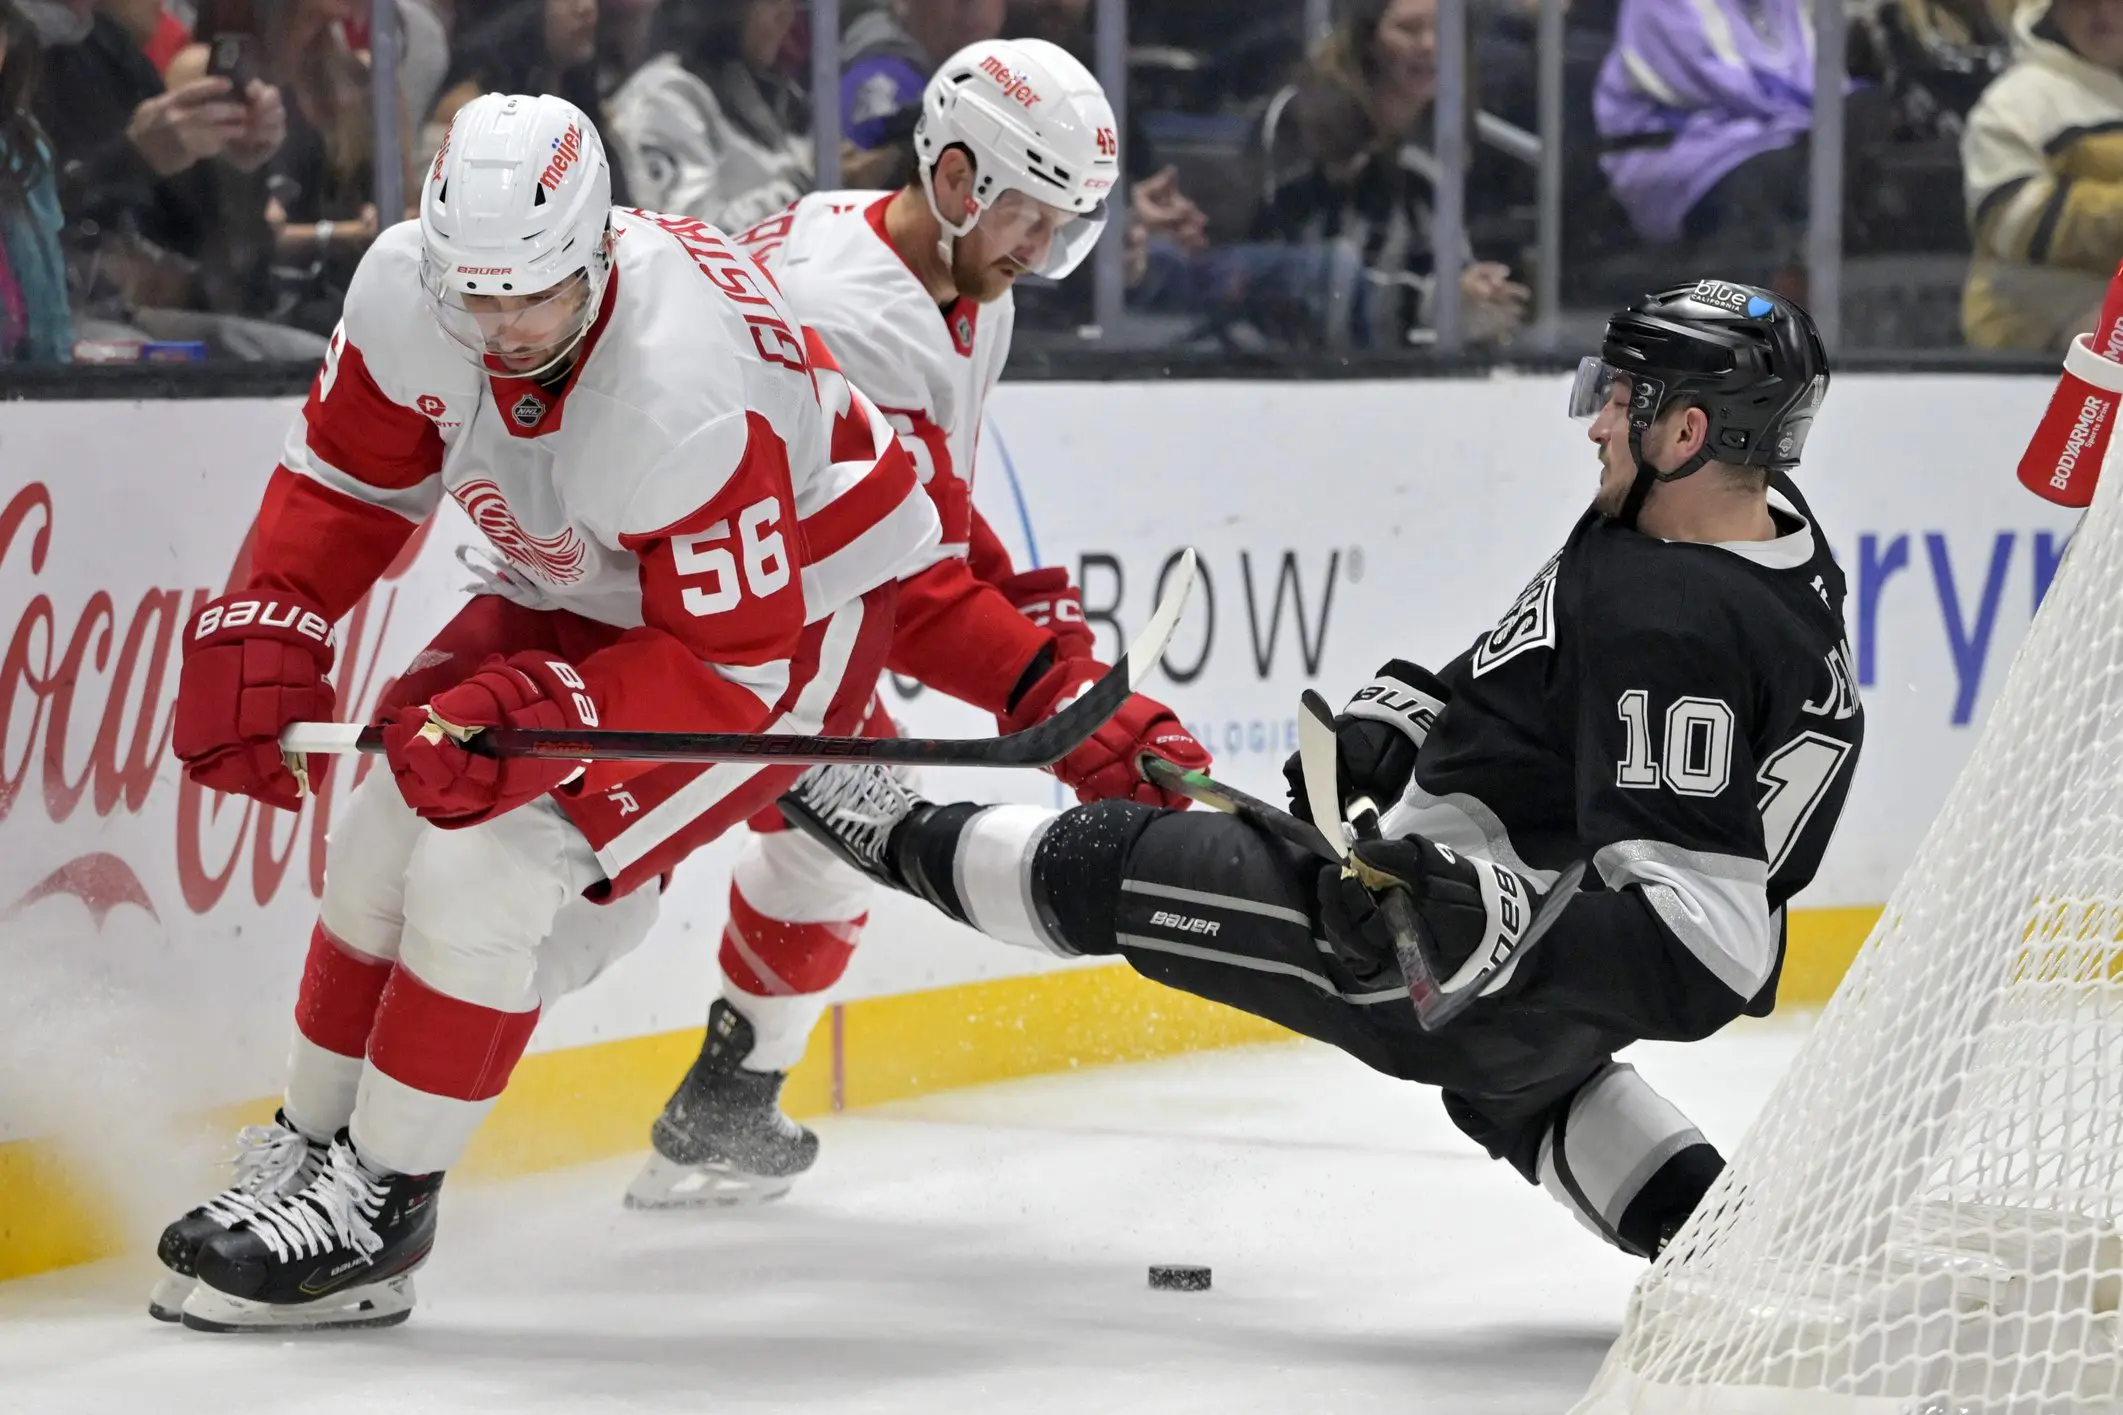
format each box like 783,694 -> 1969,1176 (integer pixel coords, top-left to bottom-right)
256,207 -> 937,827
735,192 -> 1056,715
737,192 -> 1010,569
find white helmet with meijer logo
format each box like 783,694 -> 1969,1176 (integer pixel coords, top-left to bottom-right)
913,38 -> 1118,280
420,92 -> 614,379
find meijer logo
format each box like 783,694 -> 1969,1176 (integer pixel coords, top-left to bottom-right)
539,123 -> 584,190
977,55 -> 1041,106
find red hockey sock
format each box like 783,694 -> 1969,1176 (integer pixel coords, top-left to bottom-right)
718,888 -> 862,998
293,922 -> 394,1060
366,966 -> 540,1102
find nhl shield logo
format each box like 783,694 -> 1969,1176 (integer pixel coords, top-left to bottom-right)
511,392 -> 547,428
954,312 -> 973,347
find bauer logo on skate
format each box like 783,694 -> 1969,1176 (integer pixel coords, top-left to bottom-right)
449,480 -> 587,585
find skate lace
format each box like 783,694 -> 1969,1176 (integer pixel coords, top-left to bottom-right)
795,765 -> 914,851
241,1142 -> 385,1265
197,1124 -> 314,1227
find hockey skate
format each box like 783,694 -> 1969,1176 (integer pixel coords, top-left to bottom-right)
774,762 -> 927,888
149,1112 -> 328,1322
180,1133 -> 441,1332
626,999 -> 818,1209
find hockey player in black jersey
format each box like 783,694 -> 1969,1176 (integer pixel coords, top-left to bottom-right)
780,281 -> 1862,1260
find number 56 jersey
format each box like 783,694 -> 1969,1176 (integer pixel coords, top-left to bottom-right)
278,208 -> 938,632
1383,471 -> 1864,1042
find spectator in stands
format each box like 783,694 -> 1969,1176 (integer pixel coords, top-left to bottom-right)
33,0 -> 290,351
434,0 -> 629,200
842,0 -> 1003,188
608,0 -> 810,230
1593,0 -> 1815,292
0,0 -> 71,359
397,0 -> 453,154
1961,0 -> 2123,350
169,0 -> 383,337
1255,0 -> 1529,345
599,0 -> 661,92
101,0 -> 187,73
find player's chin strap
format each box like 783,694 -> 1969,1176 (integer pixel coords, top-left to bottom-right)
919,157 -> 980,277
1617,377 -> 1717,530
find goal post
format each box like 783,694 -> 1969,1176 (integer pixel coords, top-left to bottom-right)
1573,369 -> 2123,1414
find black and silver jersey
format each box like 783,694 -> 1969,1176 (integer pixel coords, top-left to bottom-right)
1381,471 -> 1864,1041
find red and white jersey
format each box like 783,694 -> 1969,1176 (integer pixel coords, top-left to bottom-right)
736,191 -> 1012,568
258,207 -> 940,753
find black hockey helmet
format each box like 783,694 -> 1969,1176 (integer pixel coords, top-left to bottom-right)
1569,279 -> 1830,525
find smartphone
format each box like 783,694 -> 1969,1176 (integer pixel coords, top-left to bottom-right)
207,33 -> 258,93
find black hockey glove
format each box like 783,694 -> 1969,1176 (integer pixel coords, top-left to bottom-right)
1317,836 -> 1581,1029
1283,660 -> 1449,824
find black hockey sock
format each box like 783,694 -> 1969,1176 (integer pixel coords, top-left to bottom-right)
886,803 -> 984,923
1619,1143 -> 1725,1259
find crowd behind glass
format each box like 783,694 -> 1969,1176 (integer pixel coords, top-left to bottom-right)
0,0 -> 2089,367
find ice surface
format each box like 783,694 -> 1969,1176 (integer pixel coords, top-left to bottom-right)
0,1024 -> 1805,1415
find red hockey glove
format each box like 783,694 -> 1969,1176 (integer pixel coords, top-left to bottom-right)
380,652 -> 597,827
993,566 -> 1096,662
1003,657 -> 1212,807
173,590 -> 337,811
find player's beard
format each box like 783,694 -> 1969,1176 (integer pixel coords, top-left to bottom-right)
950,236 -> 1020,305
1593,449 -> 1634,520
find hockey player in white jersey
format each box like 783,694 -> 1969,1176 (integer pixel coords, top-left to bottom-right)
149,92 -> 940,1331
625,39 -> 1212,1209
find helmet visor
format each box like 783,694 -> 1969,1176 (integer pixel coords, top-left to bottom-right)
423,266 -> 594,376
978,186 -> 1107,280
1569,356 -> 1626,419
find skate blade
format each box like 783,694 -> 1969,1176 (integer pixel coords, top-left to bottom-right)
623,1152 -> 796,1210
147,1271 -> 192,1323
178,1274 -> 415,1333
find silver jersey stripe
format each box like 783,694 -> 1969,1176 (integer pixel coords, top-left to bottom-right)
1593,839 -> 1774,998
1120,878 -> 1310,928
1115,933 -> 1407,1006
1378,783 -> 1560,888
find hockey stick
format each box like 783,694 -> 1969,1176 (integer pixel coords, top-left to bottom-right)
1297,689 -> 1584,1031
1294,690 -> 1455,1027
1135,756 -> 1339,861
278,550 -> 1198,769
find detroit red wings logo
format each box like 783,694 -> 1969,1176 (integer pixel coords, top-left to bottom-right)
451,479 -> 587,584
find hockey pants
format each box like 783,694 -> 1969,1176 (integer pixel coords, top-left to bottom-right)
280,592 -> 890,1175
948,800 -> 1727,1258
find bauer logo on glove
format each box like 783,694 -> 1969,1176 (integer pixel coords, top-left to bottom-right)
192,598 -> 333,645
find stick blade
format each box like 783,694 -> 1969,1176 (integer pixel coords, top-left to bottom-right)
1127,548 -> 1196,690
1295,689 -> 1347,860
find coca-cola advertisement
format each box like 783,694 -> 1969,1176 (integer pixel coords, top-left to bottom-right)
0,400 -> 477,1147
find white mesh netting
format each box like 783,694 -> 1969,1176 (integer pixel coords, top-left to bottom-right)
1573,459 -> 2123,1414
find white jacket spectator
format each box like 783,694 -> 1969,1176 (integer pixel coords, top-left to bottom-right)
607,1 -> 813,232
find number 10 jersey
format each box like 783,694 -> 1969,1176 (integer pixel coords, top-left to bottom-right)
1383,471 -> 1865,1043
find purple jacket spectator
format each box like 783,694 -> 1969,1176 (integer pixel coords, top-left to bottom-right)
841,7 -> 929,151
1594,0 -> 1815,242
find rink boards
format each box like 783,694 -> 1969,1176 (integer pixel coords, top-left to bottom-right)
0,371 -> 2073,1280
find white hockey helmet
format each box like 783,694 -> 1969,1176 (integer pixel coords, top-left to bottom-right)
913,38 -> 1119,280
420,92 -> 614,377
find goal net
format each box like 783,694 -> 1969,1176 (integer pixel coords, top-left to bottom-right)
1573,448 -> 2123,1412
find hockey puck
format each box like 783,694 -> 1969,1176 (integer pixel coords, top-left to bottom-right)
1148,1264 -> 1211,1292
